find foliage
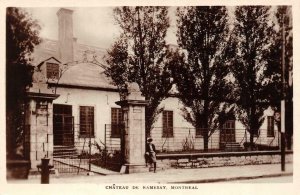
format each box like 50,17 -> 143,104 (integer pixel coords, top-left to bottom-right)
229,6 -> 277,147
105,7 -> 178,135
6,7 -> 41,158
181,134 -> 195,152
256,6 -> 292,107
243,142 -> 279,151
269,6 -> 293,148
88,140 -> 123,172
174,6 -> 232,151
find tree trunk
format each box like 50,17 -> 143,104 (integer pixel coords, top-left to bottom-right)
286,135 -> 292,150
249,101 -> 256,151
145,118 -> 151,138
6,111 -> 14,159
145,107 -> 153,138
250,132 -> 254,151
203,133 -> 209,152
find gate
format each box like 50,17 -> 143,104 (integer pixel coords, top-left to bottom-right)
53,123 -> 94,175
102,124 -> 125,171
52,122 -> 125,174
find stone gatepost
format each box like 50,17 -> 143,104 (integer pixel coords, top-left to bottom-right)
116,83 -> 148,173
25,83 -> 59,170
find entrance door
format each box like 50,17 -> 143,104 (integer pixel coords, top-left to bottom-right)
220,120 -> 236,143
53,104 -> 74,146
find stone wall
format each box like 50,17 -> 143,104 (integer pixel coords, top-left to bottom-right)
25,92 -> 58,169
156,151 -> 293,169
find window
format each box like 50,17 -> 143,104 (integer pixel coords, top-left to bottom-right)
220,120 -> 236,142
267,116 -> 275,137
111,108 -> 123,138
195,117 -> 207,136
163,111 -> 173,137
223,120 -> 235,129
196,124 -> 206,136
46,63 -> 59,79
80,106 -> 94,137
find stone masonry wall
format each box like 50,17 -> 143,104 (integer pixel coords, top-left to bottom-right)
157,153 -> 293,169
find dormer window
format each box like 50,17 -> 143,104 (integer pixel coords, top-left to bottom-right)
46,62 -> 59,79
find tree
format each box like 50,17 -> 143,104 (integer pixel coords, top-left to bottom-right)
230,6 -> 277,149
267,6 -> 293,149
105,7 -> 176,135
174,6 -> 232,151
6,7 -> 41,158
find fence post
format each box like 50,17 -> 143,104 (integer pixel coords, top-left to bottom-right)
104,124 -> 107,168
89,123 -> 91,172
210,134 -> 212,152
278,129 -> 280,149
168,130 -> 170,152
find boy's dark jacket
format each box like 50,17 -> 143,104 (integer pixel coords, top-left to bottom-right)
146,143 -> 156,153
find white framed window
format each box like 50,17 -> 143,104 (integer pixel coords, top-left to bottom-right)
163,111 -> 173,137
267,116 -> 275,137
111,108 -> 123,138
79,106 -> 94,137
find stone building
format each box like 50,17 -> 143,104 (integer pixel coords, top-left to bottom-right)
25,8 -> 279,169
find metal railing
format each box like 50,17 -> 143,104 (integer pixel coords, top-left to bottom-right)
24,123 -> 280,175
150,127 -> 280,153
53,124 -> 124,174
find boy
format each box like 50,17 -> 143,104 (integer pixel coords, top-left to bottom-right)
145,138 -> 157,173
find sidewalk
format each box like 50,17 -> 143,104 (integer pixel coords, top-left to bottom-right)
8,163 -> 293,184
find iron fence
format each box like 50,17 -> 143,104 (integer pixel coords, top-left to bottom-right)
23,123 -> 124,175
24,122 -> 280,176
102,124 -> 124,171
150,127 -> 280,153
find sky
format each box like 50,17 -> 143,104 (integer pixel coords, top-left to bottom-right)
23,6 -> 277,50
25,7 -> 178,49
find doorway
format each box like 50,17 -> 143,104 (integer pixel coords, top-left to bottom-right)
53,104 -> 74,146
220,120 -> 236,143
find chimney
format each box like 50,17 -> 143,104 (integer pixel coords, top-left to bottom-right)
57,8 -> 74,64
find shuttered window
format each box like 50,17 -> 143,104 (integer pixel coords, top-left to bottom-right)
223,120 -> 235,129
196,124 -> 206,136
80,106 -> 94,137
163,111 -> 173,137
111,108 -> 123,138
46,63 -> 59,79
267,116 -> 275,137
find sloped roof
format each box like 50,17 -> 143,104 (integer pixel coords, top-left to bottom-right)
37,57 -> 61,67
32,38 -> 107,66
32,39 -> 59,65
49,62 -> 117,90
32,38 -> 116,90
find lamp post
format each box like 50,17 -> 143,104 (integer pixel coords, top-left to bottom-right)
280,8 -> 286,172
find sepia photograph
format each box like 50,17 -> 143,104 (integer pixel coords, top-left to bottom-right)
2,1 -> 297,193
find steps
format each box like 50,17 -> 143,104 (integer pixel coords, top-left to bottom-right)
53,145 -> 78,159
223,142 -> 244,152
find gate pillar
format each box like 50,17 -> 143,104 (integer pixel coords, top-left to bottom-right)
116,83 -> 148,173
25,83 -> 59,170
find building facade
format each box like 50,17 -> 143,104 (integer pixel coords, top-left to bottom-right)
25,8 -> 279,168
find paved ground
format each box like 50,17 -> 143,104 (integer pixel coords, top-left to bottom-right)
226,175 -> 293,183
8,163 -> 293,184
